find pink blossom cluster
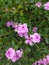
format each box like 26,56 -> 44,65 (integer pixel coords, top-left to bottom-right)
5,48 -> 23,62
25,33 -> 41,46
6,21 -> 41,46
14,23 -> 28,37
35,1 -> 49,10
6,21 -> 28,37
32,55 -> 49,65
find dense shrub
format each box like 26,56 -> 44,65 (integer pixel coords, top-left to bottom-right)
0,0 -> 49,65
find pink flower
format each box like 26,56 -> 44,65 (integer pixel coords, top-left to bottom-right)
11,49 -> 23,62
32,33 -> 41,43
32,27 -> 38,32
25,33 -> 41,46
38,59 -> 43,64
32,55 -> 49,65
25,35 -> 33,46
5,48 -> 15,59
42,58 -> 47,65
6,21 -> 13,27
17,23 -> 28,37
46,55 -> 49,64
35,2 -> 41,8
44,2 -> 49,10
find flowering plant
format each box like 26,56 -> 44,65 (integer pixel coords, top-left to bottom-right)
0,0 -> 49,65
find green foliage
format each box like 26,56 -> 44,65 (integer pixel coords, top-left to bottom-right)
0,0 -> 49,65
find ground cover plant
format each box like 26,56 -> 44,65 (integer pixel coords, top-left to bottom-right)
0,0 -> 49,65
